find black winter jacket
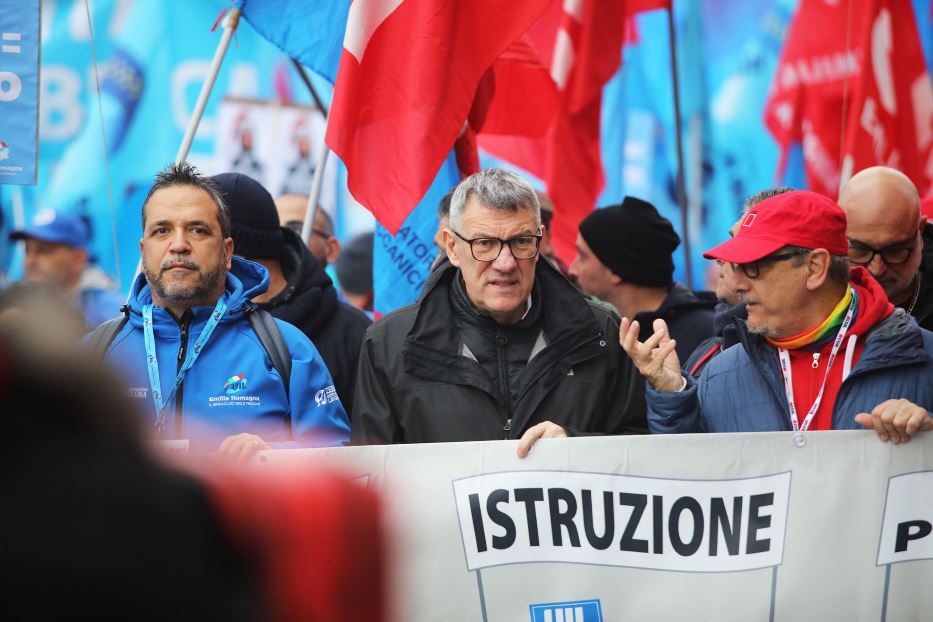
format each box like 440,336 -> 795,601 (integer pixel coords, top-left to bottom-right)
257,228 -> 371,418
910,222 -> 933,331
633,283 -> 716,362
352,259 -> 647,443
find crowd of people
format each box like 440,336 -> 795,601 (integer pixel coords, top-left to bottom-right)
3,162 -> 932,453
3,158 -> 933,618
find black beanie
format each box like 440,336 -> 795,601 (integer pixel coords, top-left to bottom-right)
336,232 -> 374,295
212,172 -> 284,260
578,196 -> 680,288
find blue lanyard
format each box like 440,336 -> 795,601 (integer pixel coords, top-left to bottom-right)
143,298 -> 227,436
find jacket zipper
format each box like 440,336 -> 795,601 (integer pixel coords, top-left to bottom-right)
495,329 -> 511,438
508,330 -> 608,438
175,315 -> 190,439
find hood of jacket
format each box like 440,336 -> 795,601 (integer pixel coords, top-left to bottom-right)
126,256 -> 269,335
713,301 -> 747,346
258,227 -> 337,334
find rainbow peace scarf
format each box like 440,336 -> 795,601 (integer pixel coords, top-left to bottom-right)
765,286 -> 857,350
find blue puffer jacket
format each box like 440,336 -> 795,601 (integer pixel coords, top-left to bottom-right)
648,309 -> 933,433
103,257 -> 349,451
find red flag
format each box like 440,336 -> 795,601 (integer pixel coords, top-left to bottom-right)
764,0 -> 933,197
326,0 -> 551,233
544,0 -> 628,263
840,1 -> 933,195
478,0 -> 669,264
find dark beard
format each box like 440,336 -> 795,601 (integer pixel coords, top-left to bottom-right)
144,255 -> 227,306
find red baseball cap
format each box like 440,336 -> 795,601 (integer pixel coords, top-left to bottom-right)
703,190 -> 849,263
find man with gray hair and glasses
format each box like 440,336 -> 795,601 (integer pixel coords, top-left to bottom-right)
352,168 -> 647,455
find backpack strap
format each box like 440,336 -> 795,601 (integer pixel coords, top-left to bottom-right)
246,307 -> 292,396
86,306 -> 130,359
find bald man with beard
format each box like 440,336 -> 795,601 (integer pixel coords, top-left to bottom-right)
839,166 -> 933,331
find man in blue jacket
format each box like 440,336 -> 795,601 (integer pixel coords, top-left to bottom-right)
621,190 -> 933,443
101,163 -> 349,459
9,210 -> 123,329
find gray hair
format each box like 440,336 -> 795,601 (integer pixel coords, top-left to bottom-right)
449,168 -> 540,232
744,186 -> 795,212
785,244 -> 851,287
142,162 -> 231,239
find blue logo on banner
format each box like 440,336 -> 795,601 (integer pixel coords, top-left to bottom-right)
529,599 -> 603,622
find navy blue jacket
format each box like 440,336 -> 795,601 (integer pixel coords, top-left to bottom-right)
649,309 -> 933,433
103,257 -> 349,451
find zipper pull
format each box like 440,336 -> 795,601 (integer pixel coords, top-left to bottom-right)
811,352 -> 820,369
503,418 -> 512,432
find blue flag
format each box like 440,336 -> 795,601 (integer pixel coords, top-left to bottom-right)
372,152 -> 460,317
0,0 -> 40,185
34,0 -> 288,292
239,0 -> 351,84
600,1 -> 795,288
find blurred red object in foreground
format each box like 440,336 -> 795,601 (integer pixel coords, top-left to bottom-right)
204,465 -> 386,622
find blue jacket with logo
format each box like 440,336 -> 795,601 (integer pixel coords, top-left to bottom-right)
103,257 -> 349,451
648,309 -> 933,433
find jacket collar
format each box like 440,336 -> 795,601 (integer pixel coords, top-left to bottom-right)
404,258 -> 603,377
127,256 -> 269,334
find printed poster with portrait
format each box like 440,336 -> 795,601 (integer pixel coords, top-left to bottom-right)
214,98 -> 338,222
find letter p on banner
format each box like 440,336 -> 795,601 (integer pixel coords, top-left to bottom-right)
877,471 -> 933,565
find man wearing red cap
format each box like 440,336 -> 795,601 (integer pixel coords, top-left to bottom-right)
621,190 -> 933,443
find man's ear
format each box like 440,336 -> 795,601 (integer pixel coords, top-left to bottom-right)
325,237 -> 341,265
74,247 -> 89,267
224,237 -> 234,270
805,249 -> 831,290
444,228 -> 460,267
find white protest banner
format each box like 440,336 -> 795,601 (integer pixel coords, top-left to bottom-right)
259,431 -> 933,622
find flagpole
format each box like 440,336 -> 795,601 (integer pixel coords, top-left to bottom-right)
666,3 -> 694,287
289,59 -> 332,247
175,8 -> 241,163
84,0 -> 121,291
291,58 -> 329,117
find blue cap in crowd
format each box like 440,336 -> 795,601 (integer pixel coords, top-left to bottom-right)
9,210 -> 90,249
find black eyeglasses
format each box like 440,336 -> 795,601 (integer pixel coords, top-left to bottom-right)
847,239 -> 916,267
452,229 -> 542,262
284,221 -> 332,240
730,249 -> 810,279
